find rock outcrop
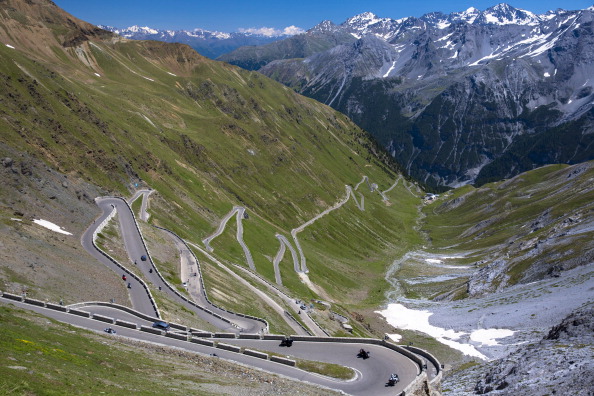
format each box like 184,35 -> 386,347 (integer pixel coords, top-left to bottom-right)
223,5 -> 594,189
473,305 -> 594,395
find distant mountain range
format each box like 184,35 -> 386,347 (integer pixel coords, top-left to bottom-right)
98,25 -> 292,59
220,4 -> 594,189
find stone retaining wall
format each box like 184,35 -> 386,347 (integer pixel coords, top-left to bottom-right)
92,314 -> 114,324
216,343 -> 241,353
270,356 -> 296,367
243,349 -> 268,359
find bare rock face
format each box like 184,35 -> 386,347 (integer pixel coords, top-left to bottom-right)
236,5 -> 594,189
473,305 -> 594,395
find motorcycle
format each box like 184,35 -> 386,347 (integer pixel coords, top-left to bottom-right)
357,348 -> 370,359
387,373 -> 399,386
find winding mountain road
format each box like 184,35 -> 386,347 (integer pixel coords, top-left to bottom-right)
1,296 -> 422,396
80,197 -> 158,318
10,176 -> 435,394
81,195 -> 264,333
202,206 -> 255,271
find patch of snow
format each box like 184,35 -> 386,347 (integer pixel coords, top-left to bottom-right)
376,303 -> 488,359
127,25 -> 159,34
425,258 -> 443,264
568,99 -> 572,104
94,73 -> 101,77
469,50 -> 500,66
11,218 -> 22,222
383,61 -> 396,78
470,328 -> 515,346
387,333 -> 402,342
436,32 -> 454,42
213,31 -> 232,39
143,76 -> 154,82
5,44 -> 15,49
436,21 -> 450,29
392,44 -> 406,53
544,72 -> 550,77
350,32 -> 361,39
405,273 -> 467,284
167,72 -> 177,77
33,219 -> 72,235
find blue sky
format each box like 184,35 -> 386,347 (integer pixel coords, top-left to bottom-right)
53,0 -> 593,32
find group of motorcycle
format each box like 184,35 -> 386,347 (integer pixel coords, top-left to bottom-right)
357,349 -> 399,386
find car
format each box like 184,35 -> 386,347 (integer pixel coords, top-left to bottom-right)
140,255 -> 147,261
152,321 -> 170,330
104,327 -> 116,334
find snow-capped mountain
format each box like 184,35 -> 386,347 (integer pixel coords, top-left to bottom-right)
99,25 -> 289,59
222,3 -> 594,189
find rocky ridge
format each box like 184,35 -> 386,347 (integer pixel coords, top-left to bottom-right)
222,4 -> 594,189
442,304 -> 594,395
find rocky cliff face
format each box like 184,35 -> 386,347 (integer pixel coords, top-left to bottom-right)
224,4 -> 594,189
440,304 -> 594,395
473,305 -> 594,395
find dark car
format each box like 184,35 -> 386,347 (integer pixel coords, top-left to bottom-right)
140,255 -> 147,261
152,321 -> 170,331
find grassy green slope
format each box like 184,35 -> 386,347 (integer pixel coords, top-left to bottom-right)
420,162 -> 594,297
0,0 -> 420,329
0,304 -> 337,395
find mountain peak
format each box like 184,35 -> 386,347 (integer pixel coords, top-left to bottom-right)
479,3 -> 540,25
345,12 -> 383,28
309,20 -> 339,34
350,12 -> 379,22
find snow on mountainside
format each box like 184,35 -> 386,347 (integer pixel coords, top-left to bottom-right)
99,25 -> 290,58
100,25 -> 233,40
234,3 -> 594,190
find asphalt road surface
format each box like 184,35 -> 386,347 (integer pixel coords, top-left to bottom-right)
81,197 -> 264,333
1,297 -> 419,395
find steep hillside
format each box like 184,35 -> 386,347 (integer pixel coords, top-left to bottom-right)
217,21 -> 356,70
0,304 -> 338,395
381,161 -> 594,394
412,162 -> 594,300
223,5 -> 594,190
0,0 -> 417,324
